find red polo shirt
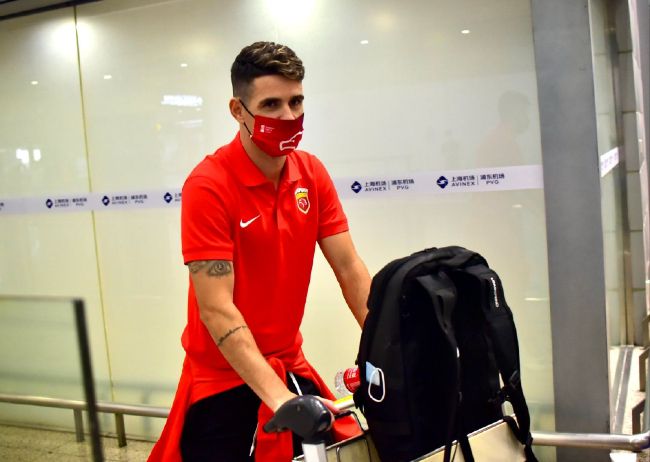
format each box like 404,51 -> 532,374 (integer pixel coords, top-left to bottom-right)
182,133 -> 348,398
148,135 -> 356,462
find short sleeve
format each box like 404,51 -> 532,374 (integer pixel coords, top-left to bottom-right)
313,157 -> 349,240
181,175 -> 234,264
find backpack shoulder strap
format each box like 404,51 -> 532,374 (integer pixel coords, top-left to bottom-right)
415,271 -> 461,462
462,263 -> 538,462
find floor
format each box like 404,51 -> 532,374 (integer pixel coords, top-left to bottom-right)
0,425 -> 154,461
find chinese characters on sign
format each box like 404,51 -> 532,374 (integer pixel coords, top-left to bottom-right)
451,175 -> 477,186
364,180 -> 388,192
391,179 -> 415,190
479,173 -> 506,183
72,197 -> 88,207
110,195 -> 128,205
130,194 -> 148,204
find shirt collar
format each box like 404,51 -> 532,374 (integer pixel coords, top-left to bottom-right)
282,150 -> 302,184
225,133 -> 302,187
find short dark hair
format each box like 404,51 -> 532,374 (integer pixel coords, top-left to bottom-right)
231,41 -> 304,101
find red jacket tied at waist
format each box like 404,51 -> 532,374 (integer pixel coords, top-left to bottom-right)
148,350 -> 362,462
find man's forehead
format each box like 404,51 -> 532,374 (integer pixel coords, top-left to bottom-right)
249,75 -> 303,101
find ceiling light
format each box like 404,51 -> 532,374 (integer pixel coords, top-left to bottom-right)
180,63 -> 188,68
16,149 -> 30,165
264,0 -> 316,24
30,81 -> 39,85
360,40 -> 369,45
103,74 -> 112,80
461,29 -> 471,35
161,94 -> 203,108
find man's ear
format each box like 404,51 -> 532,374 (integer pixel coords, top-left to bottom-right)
229,98 -> 245,123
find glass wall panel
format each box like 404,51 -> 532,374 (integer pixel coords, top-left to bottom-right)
0,297 -> 88,426
589,0 -> 627,348
75,0 -> 554,447
0,10 -> 88,197
0,9 -> 111,425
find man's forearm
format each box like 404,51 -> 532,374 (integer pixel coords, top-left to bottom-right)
336,259 -> 371,327
201,306 -> 294,411
319,232 -> 371,328
190,260 -> 295,411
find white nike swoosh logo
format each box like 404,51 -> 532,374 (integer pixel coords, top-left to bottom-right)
240,215 -> 260,228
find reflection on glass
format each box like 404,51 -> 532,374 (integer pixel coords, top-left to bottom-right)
14,148 -> 44,167
589,0 -> 627,347
0,296 -> 103,460
15,148 -> 30,166
161,94 -> 203,107
264,0 -> 316,23
475,91 -> 532,167
0,8 -> 89,197
0,298 -> 83,419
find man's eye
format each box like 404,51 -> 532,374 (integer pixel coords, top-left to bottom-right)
263,101 -> 278,108
290,99 -> 303,108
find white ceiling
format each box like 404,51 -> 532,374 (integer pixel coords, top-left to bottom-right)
0,0 -> 100,19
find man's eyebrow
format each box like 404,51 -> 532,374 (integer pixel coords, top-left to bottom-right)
257,97 -> 282,107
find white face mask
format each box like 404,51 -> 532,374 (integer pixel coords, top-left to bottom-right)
366,361 -> 386,403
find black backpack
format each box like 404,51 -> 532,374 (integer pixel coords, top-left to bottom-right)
353,246 -> 537,462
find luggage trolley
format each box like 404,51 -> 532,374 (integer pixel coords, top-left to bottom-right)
264,395 -> 528,462
266,395 -> 650,461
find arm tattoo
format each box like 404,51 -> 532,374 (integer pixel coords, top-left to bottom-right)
188,260 -> 232,277
187,261 -> 208,273
217,325 -> 248,347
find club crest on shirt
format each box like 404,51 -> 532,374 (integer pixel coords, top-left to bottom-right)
295,187 -> 310,214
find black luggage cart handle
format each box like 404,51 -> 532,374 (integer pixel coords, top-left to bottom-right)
264,395 -> 333,462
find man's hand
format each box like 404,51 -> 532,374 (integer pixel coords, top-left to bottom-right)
273,390 -> 299,413
315,396 -> 341,415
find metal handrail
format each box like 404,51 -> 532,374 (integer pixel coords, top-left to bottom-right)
532,430 -> 650,452
0,393 -> 169,417
0,392 -> 168,447
2,392 -> 649,453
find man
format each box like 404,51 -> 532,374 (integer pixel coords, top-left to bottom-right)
148,41 -> 371,462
